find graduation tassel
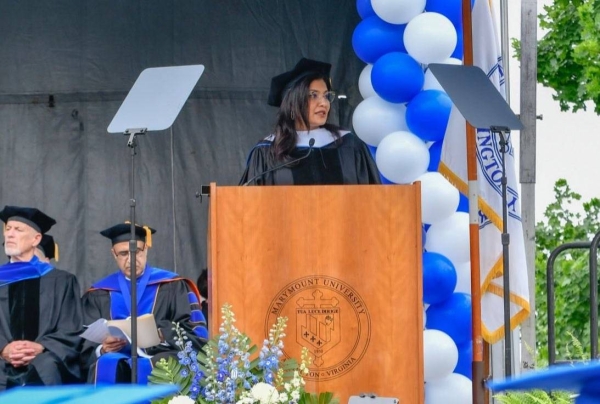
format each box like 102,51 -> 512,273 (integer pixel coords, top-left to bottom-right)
54,241 -> 59,262
124,220 -> 152,248
143,226 -> 152,248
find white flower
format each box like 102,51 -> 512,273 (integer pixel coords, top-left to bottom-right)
250,382 -> 280,404
236,395 -> 256,404
168,395 -> 195,404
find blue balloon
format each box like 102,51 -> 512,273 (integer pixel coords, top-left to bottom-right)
367,145 -> 392,184
455,340 -> 473,379
371,52 -> 424,103
451,29 -> 464,60
381,174 -> 394,184
356,0 -> 376,19
425,0 -> 475,28
428,141 -> 442,171
352,17 -> 407,64
425,0 -> 462,27
457,192 -> 468,212
422,225 -> 427,248
426,293 -> 472,345
422,252 -> 457,305
406,90 -> 452,141
367,144 -> 377,159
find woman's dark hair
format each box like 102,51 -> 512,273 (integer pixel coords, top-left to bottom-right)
271,71 -> 341,162
196,268 -> 208,298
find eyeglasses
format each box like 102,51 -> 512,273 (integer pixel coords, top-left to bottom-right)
113,247 -> 145,259
308,91 -> 336,103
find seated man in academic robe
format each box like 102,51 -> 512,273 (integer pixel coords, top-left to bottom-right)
0,206 -> 84,390
81,223 -> 208,384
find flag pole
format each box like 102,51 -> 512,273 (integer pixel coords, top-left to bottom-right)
461,0 -> 485,402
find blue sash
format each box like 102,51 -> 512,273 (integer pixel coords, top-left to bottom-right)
91,266 -> 178,319
0,256 -> 54,287
95,353 -> 152,385
92,266 -> 179,384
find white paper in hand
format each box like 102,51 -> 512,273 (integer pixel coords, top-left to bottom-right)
81,314 -> 160,349
80,319 -> 111,344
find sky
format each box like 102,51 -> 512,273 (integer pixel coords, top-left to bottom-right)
504,0 -> 600,219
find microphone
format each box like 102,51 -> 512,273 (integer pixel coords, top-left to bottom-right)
243,138 -> 315,186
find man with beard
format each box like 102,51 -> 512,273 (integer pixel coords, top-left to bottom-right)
81,222 -> 208,384
0,205 -> 83,389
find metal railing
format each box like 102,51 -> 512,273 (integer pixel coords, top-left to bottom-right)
546,231 -> 600,365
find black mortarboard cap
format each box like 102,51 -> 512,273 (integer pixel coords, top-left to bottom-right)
0,205 -> 56,234
100,222 -> 156,247
267,58 -> 332,107
38,234 -> 58,261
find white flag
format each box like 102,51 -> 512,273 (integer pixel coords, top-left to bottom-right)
439,0 -> 530,343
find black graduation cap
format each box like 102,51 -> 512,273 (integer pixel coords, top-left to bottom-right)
100,222 -> 155,247
0,205 -> 56,234
267,58 -> 332,107
38,234 -> 58,261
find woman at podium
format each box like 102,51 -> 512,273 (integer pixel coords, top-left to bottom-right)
240,58 -> 381,186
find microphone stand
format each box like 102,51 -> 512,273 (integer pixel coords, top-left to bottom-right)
125,127 -> 146,383
491,125 -> 512,377
242,138 -> 315,186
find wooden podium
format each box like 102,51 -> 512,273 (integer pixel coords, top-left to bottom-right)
208,183 -> 424,403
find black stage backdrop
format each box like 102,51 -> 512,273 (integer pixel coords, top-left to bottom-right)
0,0 -> 365,290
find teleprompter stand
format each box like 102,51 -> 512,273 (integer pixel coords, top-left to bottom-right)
107,64 -> 205,383
428,63 -> 524,378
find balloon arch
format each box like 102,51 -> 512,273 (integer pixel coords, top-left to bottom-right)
352,0 -> 477,402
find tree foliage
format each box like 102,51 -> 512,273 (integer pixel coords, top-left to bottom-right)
536,0 -> 600,113
535,179 -> 600,361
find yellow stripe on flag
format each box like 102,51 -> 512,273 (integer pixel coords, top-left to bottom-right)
439,0 -> 530,343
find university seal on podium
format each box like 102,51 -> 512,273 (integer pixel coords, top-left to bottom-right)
266,276 -> 371,381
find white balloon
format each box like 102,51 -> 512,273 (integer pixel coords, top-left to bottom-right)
425,212 -> 470,264
404,13 -> 458,64
425,373 -> 473,404
372,0 -> 426,24
423,329 -> 458,381
358,64 -> 377,99
423,58 -> 463,91
416,172 -> 460,225
352,96 -> 408,147
454,261 -> 472,294
376,131 -> 429,184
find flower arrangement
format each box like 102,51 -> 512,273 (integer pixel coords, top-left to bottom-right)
149,303 -> 338,404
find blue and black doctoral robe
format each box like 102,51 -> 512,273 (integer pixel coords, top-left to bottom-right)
0,256 -> 84,390
239,129 -> 381,186
80,265 -> 208,384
